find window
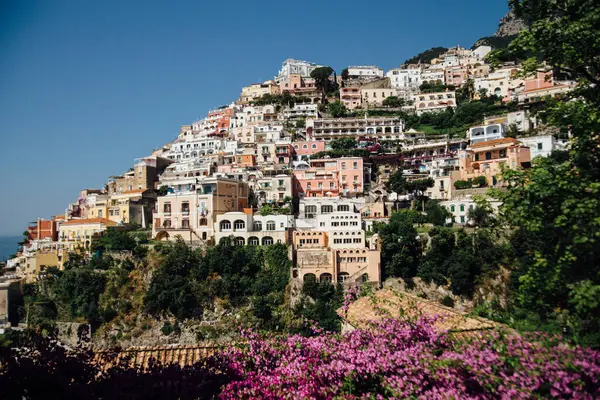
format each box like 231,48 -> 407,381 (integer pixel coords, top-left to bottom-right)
341,162 -> 346,170
450,205 -> 456,212
499,149 -> 506,158
164,203 -> 171,213
337,205 -> 350,212
305,205 -> 317,218
353,161 -> 358,169
199,218 -> 207,226
253,221 -> 262,231
182,219 -> 190,229
266,220 -> 276,231
181,202 -> 190,214
234,220 -> 245,230
537,143 -> 543,150
303,144 -> 308,149
321,205 -> 333,213
460,204 -> 465,212
312,144 -> 317,149
460,216 -> 465,223
262,236 -> 273,245
163,219 -> 171,228
220,220 -> 231,230
485,152 -> 492,160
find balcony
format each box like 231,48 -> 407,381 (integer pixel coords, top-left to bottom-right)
277,186 -> 287,191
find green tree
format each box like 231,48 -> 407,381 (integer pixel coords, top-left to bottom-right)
310,66 -> 334,103
382,96 -> 405,108
326,101 -> 347,118
377,211 -> 423,279
424,200 -> 451,226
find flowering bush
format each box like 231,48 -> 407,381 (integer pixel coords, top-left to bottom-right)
219,317 -> 600,399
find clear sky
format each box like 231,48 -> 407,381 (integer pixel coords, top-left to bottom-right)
0,0 -> 509,235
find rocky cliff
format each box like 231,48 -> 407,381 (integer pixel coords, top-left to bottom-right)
494,10 -> 527,37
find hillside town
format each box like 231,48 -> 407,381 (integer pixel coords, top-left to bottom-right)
3,1 -> 600,397
1,45 -> 575,319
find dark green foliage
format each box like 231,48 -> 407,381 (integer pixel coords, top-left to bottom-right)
472,176 -> 487,187
91,228 -> 137,252
454,180 -> 471,190
378,211 -> 422,279
145,238 -> 291,330
419,81 -> 454,93
424,200 -> 451,226
52,266 -> 107,323
294,281 -> 344,334
381,96 -> 405,108
310,66 -> 335,102
326,101 -> 347,118
404,47 -> 448,64
441,296 -> 455,308
144,238 -> 202,319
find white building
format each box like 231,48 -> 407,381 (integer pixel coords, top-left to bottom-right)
282,103 -> 318,119
421,67 -> 445,84
297,197 -> 365,229
275,59 -> 321,81
471,45 -> 492,60
518,135 -> 569,159
413,92 -> 457,115
507,110 -> 540,132
348,66 -> 384,78
440,196 -> 502,225
315,212 -> 365,249
214,212 -> 294,246
385,67 -> 422,90
468,123 -> 505,145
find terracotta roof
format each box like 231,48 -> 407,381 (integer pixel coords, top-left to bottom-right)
520,84 -> 569,94
61,218 -> 118,226
338,288 -> 502,334
96,344 -> 222,370
470,138 -> 520,148
122,189 -> 149,195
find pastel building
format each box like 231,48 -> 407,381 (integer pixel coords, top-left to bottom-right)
253,174 -> 293,204
413,92 -> 457,115
292,140 -> 326,160
152,176 -> 249,243
291,230 -> 381,285
347,66 -> 384,78
58,218 -> 118,252
340,87 -> 362,109
239,81 -> 280,104
214,212 -> 294,246
308,117 -> 404,141
468,123 -> 506,145
293,157 -> 364,198
458,138 -> 531,185
106,156 -> 172,194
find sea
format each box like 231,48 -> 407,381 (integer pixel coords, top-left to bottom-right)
0,236 -> 21,262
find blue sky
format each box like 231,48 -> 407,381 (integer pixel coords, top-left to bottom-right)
0,0 -> 509,235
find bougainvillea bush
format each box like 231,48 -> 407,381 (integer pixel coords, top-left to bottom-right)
2,318 -> 600,399
219,317 -> 600,399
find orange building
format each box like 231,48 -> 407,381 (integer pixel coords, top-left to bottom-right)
457,138 -> 531,185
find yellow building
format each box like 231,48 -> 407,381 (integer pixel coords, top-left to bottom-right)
58,218 -> 118,252
17,251 -> 61,283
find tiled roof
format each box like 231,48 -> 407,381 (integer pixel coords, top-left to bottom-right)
470,138 -> 519,148
96,344 -> 222,369
122,189 -> 149,194
61,218 -> 118,226
338,288 -> 502,334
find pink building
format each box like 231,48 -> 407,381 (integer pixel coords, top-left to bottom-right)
445,65 -> 469,87
293,157 -> 364,198
458,138 -> 531,186
293,141 -> 326,159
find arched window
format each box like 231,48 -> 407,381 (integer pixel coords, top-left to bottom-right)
253,221 -> 262,231
321,205 -> 333,214
450,205 -> 455,212
361,273 -> 369,283
234,219 -> 245,231
337,205 -> 349,212
235,237 -> 245,246
320,273 -> 333,283
248,237 -> 259,245
305,205 -> 317,218
266,220 -> 276,231
303,273 -> 316,283
338,272 -> 349,283
220,220 -> 231,231
262,236 -> 273,245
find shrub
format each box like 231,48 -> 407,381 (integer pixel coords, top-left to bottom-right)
441,295 -> 455,308
454,180 -> 472,190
